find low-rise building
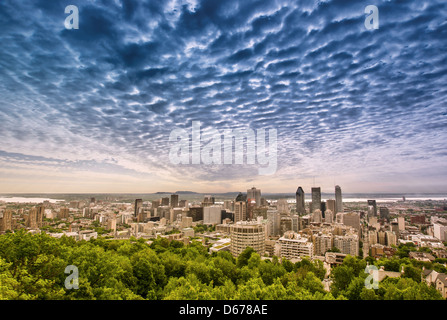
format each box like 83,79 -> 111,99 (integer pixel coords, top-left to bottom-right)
435,273 -> 447,299
409,251 -> 436,262
79,230 -> 98,241
209,238 -> 231,254
325,252 -> 347,266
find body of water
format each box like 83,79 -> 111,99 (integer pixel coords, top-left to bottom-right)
0,197 -> 64,203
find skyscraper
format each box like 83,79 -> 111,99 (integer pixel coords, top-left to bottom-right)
203,205 -> 222,225
296,187 -> 305,214
326,199 -> 336,213
335,185 -> 343,214
379,207 -> 390,221
134,199 -> 143,217
202,195 -> 215,207
0,210 -> 12,232
170,194 -> 179,208
311,187 -> 321,213
276,199 -> 289,214
267,208 -> 280,236
27,208 -> 38,229
367,200 -> 377,216
247,187 -> 261,207
36,205 -> 45,228
234,201 -> 247,222
343,212 -> 361,234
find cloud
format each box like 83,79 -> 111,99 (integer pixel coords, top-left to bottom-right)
0,0 -> 446,193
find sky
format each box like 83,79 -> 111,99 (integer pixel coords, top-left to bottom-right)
0,0 -> 446,194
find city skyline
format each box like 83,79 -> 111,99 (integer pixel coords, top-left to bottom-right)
1,0 -> 447,194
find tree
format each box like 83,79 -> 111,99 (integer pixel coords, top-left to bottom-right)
235,277 -> 266,300
330,265 -> 355,297
163,274 -> 212,300
281,258 -> 294,273
236,247 -> 256,268
402,264 -> 421,283
130,249 -> 167,299
302,272 -> 325,295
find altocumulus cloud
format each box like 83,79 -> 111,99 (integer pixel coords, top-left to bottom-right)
0,0 -> 446,193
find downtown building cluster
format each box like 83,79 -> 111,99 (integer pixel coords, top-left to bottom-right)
1,188 -> 447,297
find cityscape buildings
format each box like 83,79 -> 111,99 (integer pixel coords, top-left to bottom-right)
295,187 -> 305,215
311,187 -> 322,213
0,184 -> 446,301
335,185 -> 343,214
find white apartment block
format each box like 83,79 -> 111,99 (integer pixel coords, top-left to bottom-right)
278,231 -> 314,260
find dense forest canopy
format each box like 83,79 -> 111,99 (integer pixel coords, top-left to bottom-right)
0,230 -> 444,300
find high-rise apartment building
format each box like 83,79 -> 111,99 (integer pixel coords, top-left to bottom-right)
280,216 -> 293,235
27,208 -> 38,229
324,210 -> 333,224
234,201 -> 247,222
385,231 -> 397,246
398,216 -> 405,231
313,233 -> 332,255
267,208 -> 280,236
433,220 -> 447,241
378,231 -> 386,245
335,185 -> 343,214
296,187 -> 305,214
0,210 -> 12,232
59,207 -> 70,219
335,212 -> 343,224
333,234 -> 359,256
368,230 -> 378,245
36,205 -> 44,228
291,214 -> 302,232
230,221 -> 266,258
311,187 -> 321,213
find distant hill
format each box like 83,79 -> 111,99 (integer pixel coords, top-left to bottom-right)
154,191 -> 199,194
174,191 -> 198,194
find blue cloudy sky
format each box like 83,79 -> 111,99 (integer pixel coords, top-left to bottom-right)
0,0 -> 446,194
